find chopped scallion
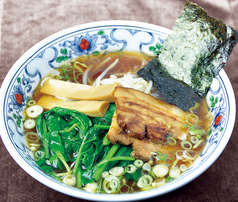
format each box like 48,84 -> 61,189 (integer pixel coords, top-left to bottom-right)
181,140 -> 192,150
134,159 -> 143,168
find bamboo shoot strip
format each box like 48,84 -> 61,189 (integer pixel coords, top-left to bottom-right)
37,95 -> 109,117
40,78 -> 120,102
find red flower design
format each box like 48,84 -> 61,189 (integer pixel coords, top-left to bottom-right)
80,39 -> 90,50
214,115 -> 222,126
15,93 -> 23,104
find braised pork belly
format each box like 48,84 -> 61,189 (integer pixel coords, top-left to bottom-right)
107,86 -> 190,159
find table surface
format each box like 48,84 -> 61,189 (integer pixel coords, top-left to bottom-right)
0,0 -> 238,201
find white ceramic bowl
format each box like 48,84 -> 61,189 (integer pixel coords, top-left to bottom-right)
0,21 -> 236,201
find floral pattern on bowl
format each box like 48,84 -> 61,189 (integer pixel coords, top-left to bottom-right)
0,21 -> 236,201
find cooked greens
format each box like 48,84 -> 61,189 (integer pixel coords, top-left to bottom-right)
35,105 -> 134,187
138,1 -> 238,110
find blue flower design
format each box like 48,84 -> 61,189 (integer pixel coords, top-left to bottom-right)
9,84 -> 26,112
22,75 -> 35,93
99,34 -> 118,50
69,33 -> 98,55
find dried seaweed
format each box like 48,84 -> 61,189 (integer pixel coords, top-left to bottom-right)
138,1 -> 238,110
138,59 -> 201,111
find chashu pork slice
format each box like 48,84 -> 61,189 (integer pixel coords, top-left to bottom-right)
106,110 -> 175,159
106,86 -> 191,159
107,111 -> 133,145
114,86 -> 189,143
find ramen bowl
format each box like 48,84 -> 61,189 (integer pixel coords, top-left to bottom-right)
0,21 -> 236,201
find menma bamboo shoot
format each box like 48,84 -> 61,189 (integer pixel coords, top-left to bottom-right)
37,95 -> 109,117
40,79 -> 119,102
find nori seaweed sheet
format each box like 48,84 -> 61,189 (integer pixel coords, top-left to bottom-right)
138,59 -> 201,111
138,1 -> 238,111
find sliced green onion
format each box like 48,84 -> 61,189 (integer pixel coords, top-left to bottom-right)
25,132 -> 40,143
27,100 -> 36,106
186,114 -> 199,126
34,150 -> 45,161
62,174 -> 76,186
165,176 -> 173,182
126,164 -> 137,174
189,128 -> 205,136
152,164 -> 169,178
167,137 -> 177,145
142,163 -> 151,172
24,119 -> 36,129
169,167 -> 181,179
181,140 -> 192,150
109,167 -> 124,176
180,164 -> 187,172
189,102 -> 200,111
171,158 -> 179,168
150,169 -> 157,179
84,182 -> 97,193
26,105 -> 43,118
103,175 -> 121,194
175,150 -> 184,160
119,184 -> 132,194
29,143 -> 41,152
152,178 -> 166,188
165,157 -> 174,166
137,175 -> 153,189
140,186 -> 153,191
196,134 -> 202,139
156,151 -> 168,161
121,177 -> 127,185
191,136 -> 199,144
148,160 -> 154,165
193,139 -> 204,149
183,150 -> 197,160
134,159 -> 143,168
102,171 -> 109,178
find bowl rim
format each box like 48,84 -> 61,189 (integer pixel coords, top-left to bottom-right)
0,20 -> 236,201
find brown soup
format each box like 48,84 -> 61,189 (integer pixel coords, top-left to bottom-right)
24,50 -> 211,194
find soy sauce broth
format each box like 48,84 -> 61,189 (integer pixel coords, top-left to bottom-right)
25,50 -> 212,194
